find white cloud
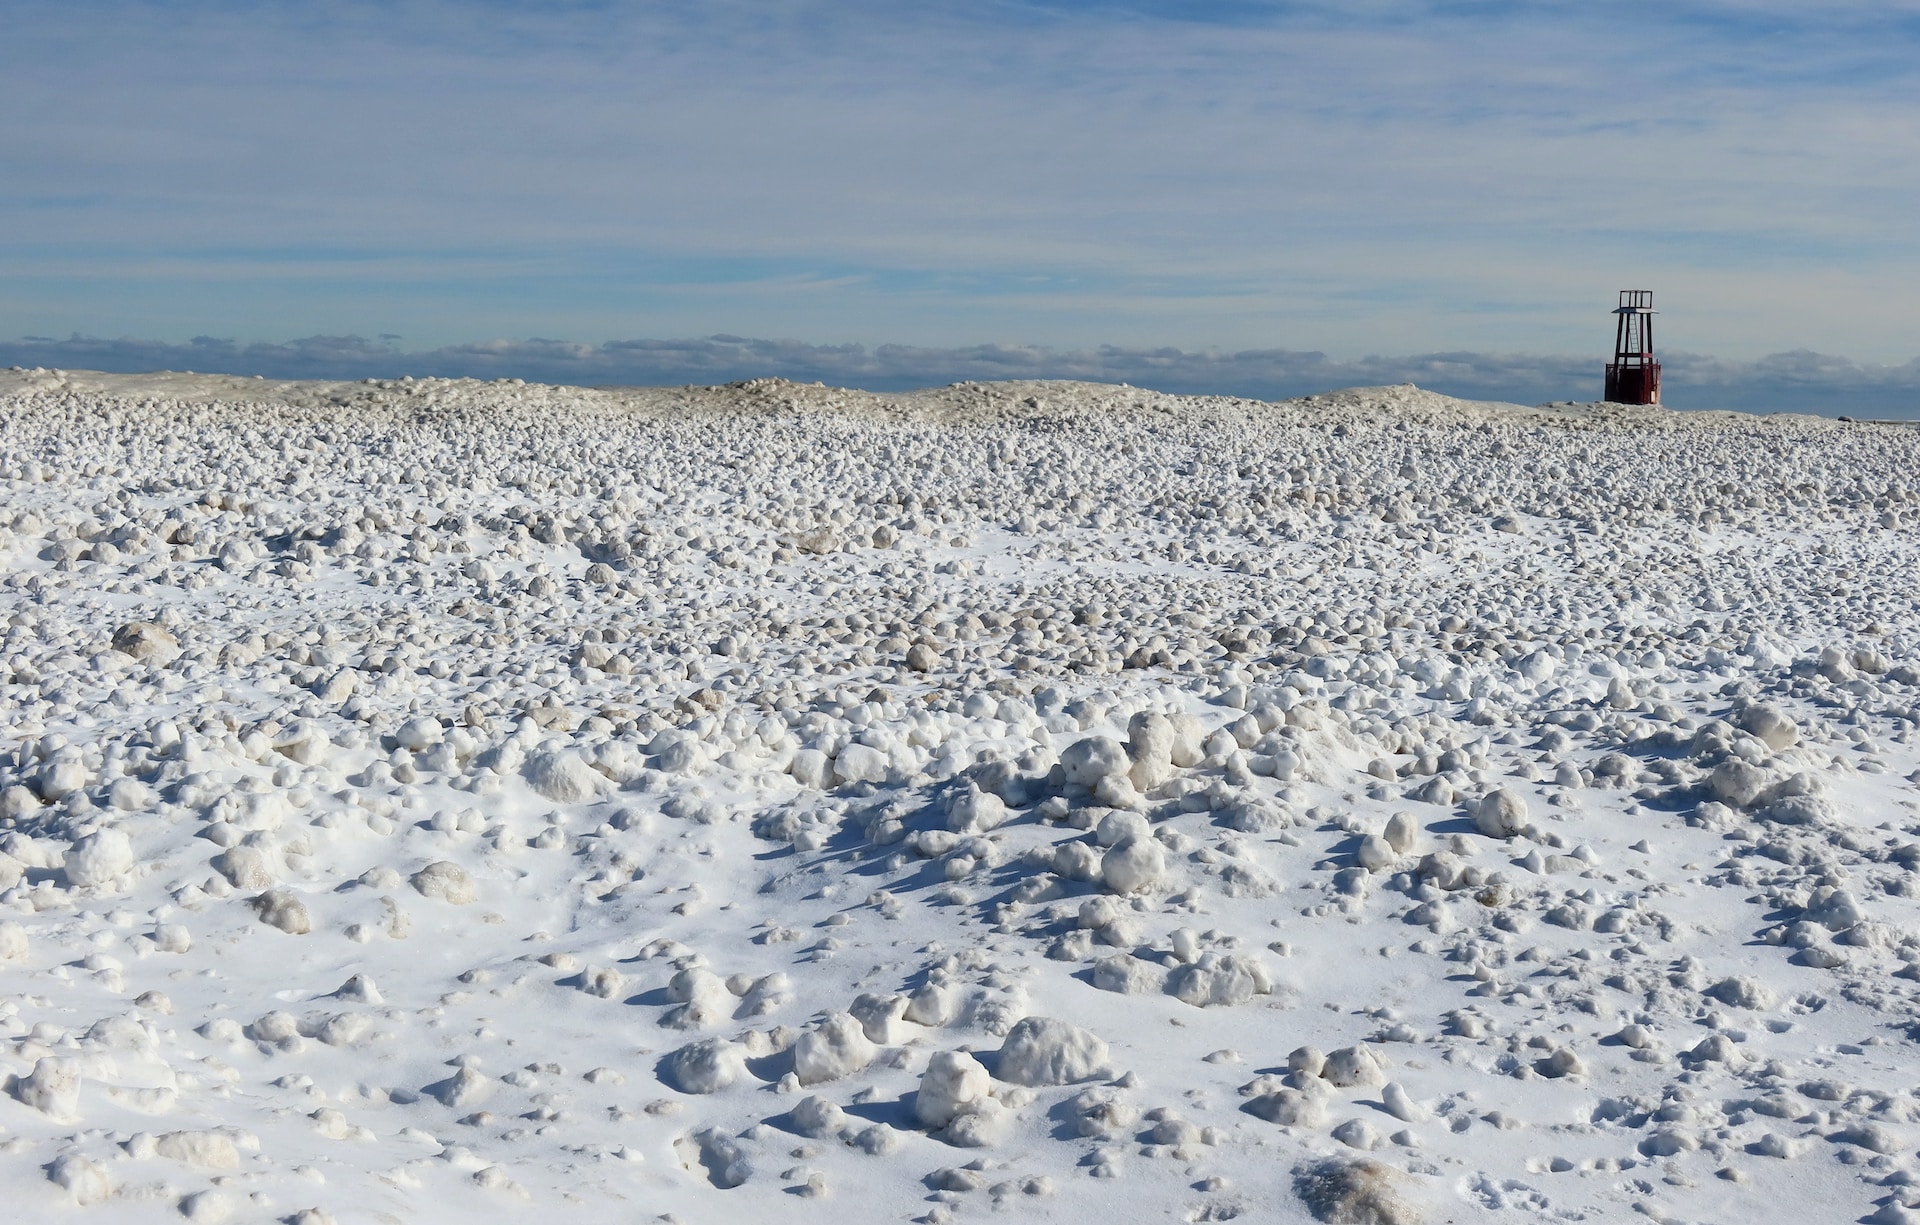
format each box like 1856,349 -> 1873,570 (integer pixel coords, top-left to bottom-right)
6,331 -> 1915,417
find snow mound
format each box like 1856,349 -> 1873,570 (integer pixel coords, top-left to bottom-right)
997,1017 -> 1112,1086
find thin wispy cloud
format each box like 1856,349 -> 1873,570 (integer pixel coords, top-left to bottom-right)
2,1 -> 1917,388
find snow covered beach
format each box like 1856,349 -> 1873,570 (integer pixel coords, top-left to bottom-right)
2,368 -> 1919,1223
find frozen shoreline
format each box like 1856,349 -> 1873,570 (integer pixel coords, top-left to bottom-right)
2,371 -> 1918,1223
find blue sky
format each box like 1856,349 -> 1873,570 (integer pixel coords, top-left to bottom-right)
4,1 -> 1919,409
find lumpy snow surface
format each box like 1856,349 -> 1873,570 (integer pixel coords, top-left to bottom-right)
2,367 -> 1920,1223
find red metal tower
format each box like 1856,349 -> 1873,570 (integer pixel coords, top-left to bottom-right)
1604,290 -> 1660,404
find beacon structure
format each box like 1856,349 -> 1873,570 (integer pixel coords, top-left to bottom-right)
1604,290 -> 1661,406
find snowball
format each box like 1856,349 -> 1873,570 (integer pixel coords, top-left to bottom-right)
969,746 -> 1059,806
1094,810 -> 1151,847
155,1130 -> 241,1169
1060,736 -> 1130,786
216,537 -> 255,569
794,1012 -> 877,1085
996,1016 -> 1110,1086
1168,712 -> 1206,769
1289,1046 -> 1327,1075
316,669 -> 357,703
1355,835 -> 1396,873
664,967 -> 734,1028
667,1039 -> 746,1094
65,827 -> 135,888
249,889 -> 312,934
1091,954 -> 1168,995
1217,794 -> 1290,833
318,1014 -> 371,1046
1807,886 -> 1865,931
12,1056 -> 81,1119
1092,773 -> 1148,811
180,1189 -> 237,1224
1759,794 -> 1834,826
738,972 -> 793,1018
1382,811 -> 1420,854
396,717 -> 444,750
111,620 -> 178,662
107,777 -> 156,811
35,758 -> 88,800
580,965 -> 626,999
0,785 -> 40,820
1332,1118 -> 1380,1150
1706,975 -> 1775,1010
213,845 -> 276,890
649,730 -> 710,776
916,1049 -> 993,1129
946,783 -> 1007,833
1166,952 -> 1273,1008
789,748 -> 832,789
1688,1033 -> 1740,1062
522,749 -> 610,802
46,1153 -> 112,1205
1127,712 -> 1175,792
1051,841 -> 1102,881
425,1065 -> 494,1107
833,743 -> 890,786
1740,704 -> 1799,751
792,1094 -> 850,1138
943,1095 -> 1011,1147
334,973 -> 381,1003
1321,1045 -> 1386,1088
1101,836 -> 1165,895
411,861 -> 476,905
1535,1047 -> 1585,1078
273,721 -> 333,766
1472,788 -> 1527,839
1708,760 -> 1772,808
905,981 -> 961,1027
1247,1087 -> 1326,1127
849,992 -> 911,1044
87,1015 -> 153,1051
0,921 -> 27,960
248,1011 -> 301,1043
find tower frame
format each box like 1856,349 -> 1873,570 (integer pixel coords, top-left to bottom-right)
1604,290 -> 1661,405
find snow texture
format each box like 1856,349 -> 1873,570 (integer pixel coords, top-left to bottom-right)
2,367 -> 1919,1222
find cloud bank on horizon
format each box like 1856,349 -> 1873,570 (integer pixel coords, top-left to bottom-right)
8,331 -> 1918,418
4,0 -> 1917,412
